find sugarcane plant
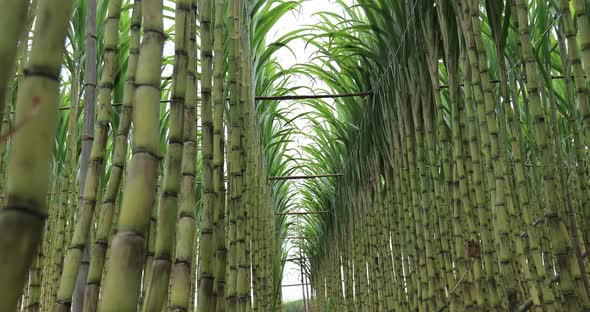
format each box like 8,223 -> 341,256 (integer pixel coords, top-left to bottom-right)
9,0 -> 590,312
0,0 -> 301,311
289,0 -> 590,311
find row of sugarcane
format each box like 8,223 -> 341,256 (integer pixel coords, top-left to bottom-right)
293,0 -> 590,311
0,0 -> 293,311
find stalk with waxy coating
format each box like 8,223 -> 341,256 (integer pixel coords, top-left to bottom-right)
49,53 -> 82,311
197,0 -> 216,309
237,6 -> 252,310
212,0 -> 227,310
73,1 -> 98,304
168,4 -> 198,311
82,2 -> 143,311
141,0 -> 190,310
0,0 -> 74,310
141,198 -> 158,307
72,0 -> 98,307
98,0 -> 164,310
226,0 -> 242,309
53,2 -> 124,311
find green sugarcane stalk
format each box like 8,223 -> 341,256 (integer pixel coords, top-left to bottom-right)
417,86 -> 440,309
0,97 -> 11,203
227,0 -> 243,309
422,18 -> 448,306
212,0 -> 227,310
433,2 -> 457,302
250,136 -> 260,311
27,238 -> 44,312
48,58 -> 81,311
35,168 -> 57,311
72,0 -> 98,307
82,2 -> 143,311
410,67 -> 440,310
168,4 -> 198,311
141,193 -> 158,308
141,0 -> 191,309
0,0 -> 74,309
197,0 -> 216,308
98,0 -> 164,309
188,231 -> 199,312
389,187 -> 403,310
238,7 -> 253,310
392,127 -> 410,310
53,1 -> 124,310
243,13 -> 259,307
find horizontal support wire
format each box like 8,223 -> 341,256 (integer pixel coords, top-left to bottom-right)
281,283 -> 311,288
281,257 -> 307,262
282,236 -> 315,240
53,93 -> 372,111
275,211 -> 329,215
255,91 -> 372,101
268,173 -> 342,181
